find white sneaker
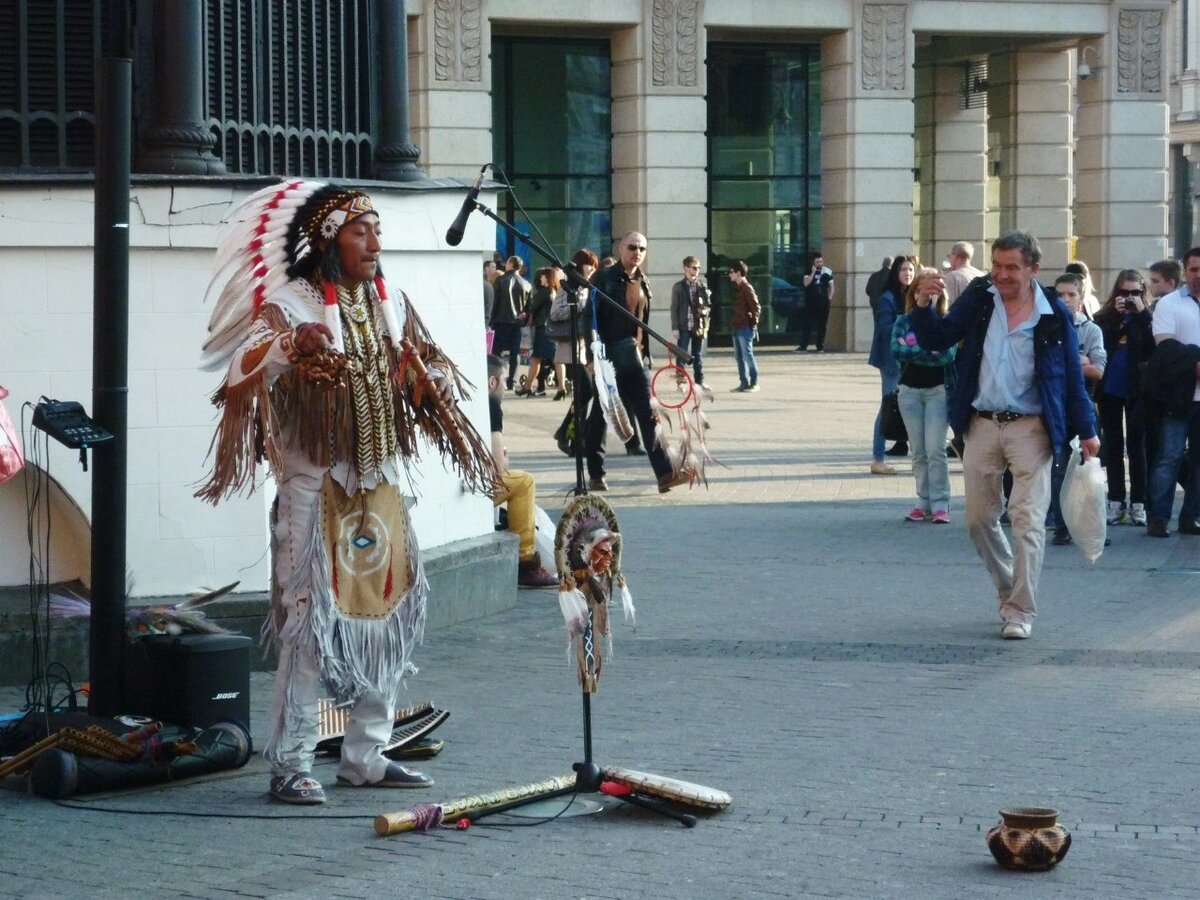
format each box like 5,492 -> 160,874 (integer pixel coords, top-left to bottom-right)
1129,503 -> 1147,526
1106,500 -> 1126,525
1001,621 -> 1032,640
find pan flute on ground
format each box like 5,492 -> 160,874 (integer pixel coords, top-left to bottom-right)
316,699 -> 449,757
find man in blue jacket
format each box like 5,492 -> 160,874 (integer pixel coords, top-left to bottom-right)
911,231 -> 1099,640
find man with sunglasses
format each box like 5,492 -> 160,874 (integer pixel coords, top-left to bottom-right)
591,232 -> 690,493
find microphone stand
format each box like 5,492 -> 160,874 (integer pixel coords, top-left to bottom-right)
459,200 -> 703,828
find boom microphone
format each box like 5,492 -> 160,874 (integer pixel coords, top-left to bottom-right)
445,164 -> 488,246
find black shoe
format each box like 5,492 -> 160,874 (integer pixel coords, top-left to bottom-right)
1147,520 -> 1170,538
885,442 -> 909,457
533,387 -> 547,397
1179,519 -> 1200,535
1051,526 -> 1072,546
553,390 -> 566,401
505,378 -> 514,391
589,477 -> 608,492
793,346 -> 807,353
625,445 -> 646,456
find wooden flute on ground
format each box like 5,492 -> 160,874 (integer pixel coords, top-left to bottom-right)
375,773 -> 578,835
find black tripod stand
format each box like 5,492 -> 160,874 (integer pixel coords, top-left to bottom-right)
460,196 -> 704,828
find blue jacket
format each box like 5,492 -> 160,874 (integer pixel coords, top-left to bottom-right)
909,277 -> 1097,451
868,288 -> 900,374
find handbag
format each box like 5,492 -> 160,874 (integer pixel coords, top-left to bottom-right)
880,390 -> 907,443
545,318 -> 572,340
0,385 -> 25,484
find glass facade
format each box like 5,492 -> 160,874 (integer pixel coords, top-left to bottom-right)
707,44 -> 822,338
491,37 -> 612,270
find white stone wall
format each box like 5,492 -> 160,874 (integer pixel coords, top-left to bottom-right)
0,184 -> 496,595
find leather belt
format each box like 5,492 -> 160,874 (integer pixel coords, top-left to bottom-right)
975,409 -> 1028,423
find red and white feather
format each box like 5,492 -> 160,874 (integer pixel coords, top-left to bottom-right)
201,179 -> 326,371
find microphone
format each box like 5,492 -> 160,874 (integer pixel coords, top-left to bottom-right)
445,164 -> 488,246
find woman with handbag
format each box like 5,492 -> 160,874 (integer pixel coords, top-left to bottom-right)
515,267 -> 564,397
868,255 -> 916,474
892,267 -> 956,522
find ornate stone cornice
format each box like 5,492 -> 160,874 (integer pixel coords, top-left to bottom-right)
433,0 -> 482,83
861,3 -> 907,91
1117,8 -> 1164,94
651,0 -> 701,88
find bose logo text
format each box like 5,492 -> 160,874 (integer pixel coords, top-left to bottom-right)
212,692 -> 240,700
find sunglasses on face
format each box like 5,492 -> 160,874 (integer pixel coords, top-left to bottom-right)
686,265 -> 700,270
627,244 -> 647,252
1118,289 -> 1144,297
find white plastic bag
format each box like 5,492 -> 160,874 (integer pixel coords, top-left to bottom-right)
1059,438 -> 1107,562
534,504 -> 557,567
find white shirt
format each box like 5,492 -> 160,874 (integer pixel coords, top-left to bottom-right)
1152,288 -> 1200,400
974,282 -> 1054,415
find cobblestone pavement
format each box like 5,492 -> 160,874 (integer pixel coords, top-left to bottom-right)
3,348 -> 1200,899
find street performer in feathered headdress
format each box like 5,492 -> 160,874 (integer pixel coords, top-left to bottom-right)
197,181 -> 497,805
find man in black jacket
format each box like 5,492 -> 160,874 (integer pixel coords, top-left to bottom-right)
491,256 -> 531,389
591,232 -> 688,494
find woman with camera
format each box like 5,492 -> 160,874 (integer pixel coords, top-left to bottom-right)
891,267 -> 956,522
1092,269 -> 1157,526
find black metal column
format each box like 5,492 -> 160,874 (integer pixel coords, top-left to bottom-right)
89,3 -> 133,716
139,0 -> 225,175
374,0 -> 424,181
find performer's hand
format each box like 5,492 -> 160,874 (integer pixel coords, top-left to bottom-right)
642,353 -> 653,369
295,322 -> 333,355
427,367 -> 454,404
1080,436 -> 1101,460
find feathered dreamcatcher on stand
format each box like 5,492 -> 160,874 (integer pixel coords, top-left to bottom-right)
649,364 -> 720,489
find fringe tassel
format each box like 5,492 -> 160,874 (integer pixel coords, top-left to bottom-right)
307,510 -> 429,704
195,373 -> 279,503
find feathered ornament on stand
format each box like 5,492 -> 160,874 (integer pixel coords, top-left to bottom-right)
553,495 -> 634,693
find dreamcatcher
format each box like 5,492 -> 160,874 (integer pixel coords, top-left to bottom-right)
649,363 -> 719,489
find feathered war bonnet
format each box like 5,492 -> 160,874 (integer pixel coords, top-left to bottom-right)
201,180 -> 403,371
553,494 -> 636,639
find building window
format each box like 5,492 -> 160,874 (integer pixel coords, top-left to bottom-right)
203,0 -> 375,178
707,44 -> 822,338
0,0 -> 106,173
491,37 -> 612,267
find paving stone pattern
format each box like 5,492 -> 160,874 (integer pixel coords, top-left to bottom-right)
2,349 -> 1199,899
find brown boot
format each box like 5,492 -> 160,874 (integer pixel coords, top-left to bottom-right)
517,553 -> 557,588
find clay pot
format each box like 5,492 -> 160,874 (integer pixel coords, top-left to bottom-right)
986,807 -> 1072,871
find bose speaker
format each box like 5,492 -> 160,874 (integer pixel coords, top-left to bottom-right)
122,633 -> 252,730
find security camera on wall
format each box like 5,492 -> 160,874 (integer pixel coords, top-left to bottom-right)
1078,63 -> 1092,80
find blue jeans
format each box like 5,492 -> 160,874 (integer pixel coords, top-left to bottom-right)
897,384 -> 950,512
1148,402 -> 1200,524
872,365 -> 900,461
678,332 -> 705,384
733,327 -> 758,388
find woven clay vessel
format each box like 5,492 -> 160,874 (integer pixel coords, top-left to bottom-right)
986,807 -> 1071,871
